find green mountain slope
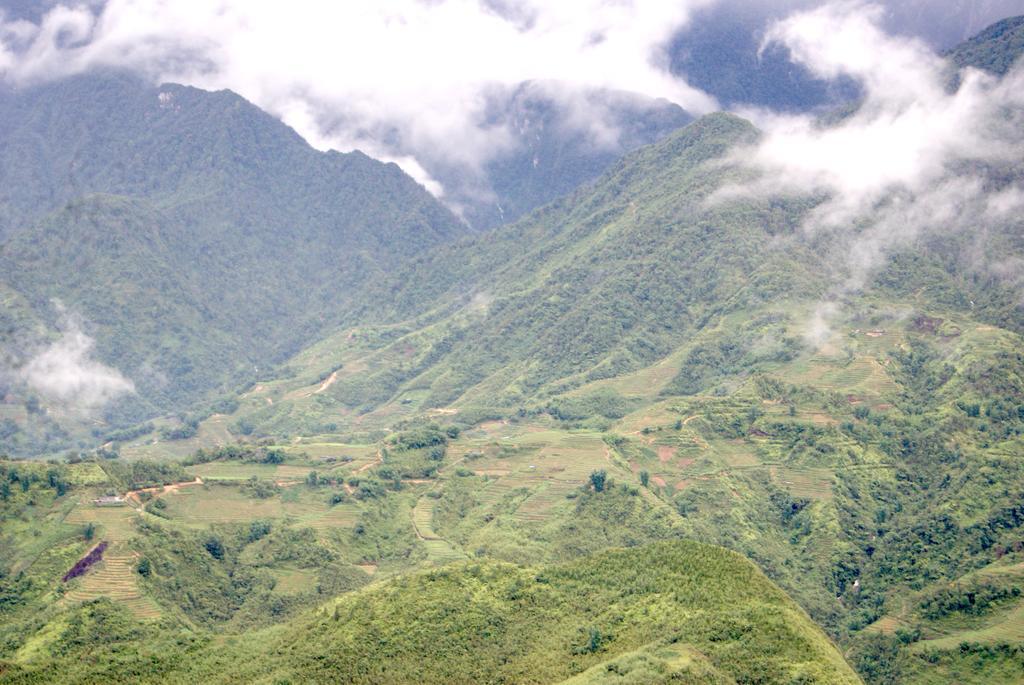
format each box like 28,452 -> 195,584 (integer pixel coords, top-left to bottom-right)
224,113 -> 823,434
0,73 -> 461,454
944,14 -> 1024,74
0,538 -> 860,684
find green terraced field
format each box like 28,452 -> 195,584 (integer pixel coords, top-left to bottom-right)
157,485 -> 332,526
411,496 -> 440,540
419,538 -> 467,564
771,467 -> 835,501
63,543 -> 161,620
186,462 -> 314,481
271,568 -> 317,595
305,503 -> 360,532
914,601 -> 1024,651
64,501 -> 139,543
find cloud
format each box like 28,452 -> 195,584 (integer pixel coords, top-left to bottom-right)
721,1 -> 1024,292
20,315 -> 135,411
0,0 -> 720,198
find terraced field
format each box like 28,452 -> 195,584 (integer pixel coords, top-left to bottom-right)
770,467 -> 835,501
411,496 -> 440,539
412,493 -> 467,564
60,498 -> 161,619
63,544 -> 160,620
914,602 -> 1024,651
419,539 -> 466,563
64,501 -> 138,542
158,485 -> 332,526
452,427 -> 609,527
186,462 -> 313,482
305,503 -> 360,532
789,354 -> 898,399
271,567 -> 317,595
65,462 -> 110,485
512,480 -> 578,523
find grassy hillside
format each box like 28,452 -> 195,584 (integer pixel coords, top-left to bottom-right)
0,540 -> 860,684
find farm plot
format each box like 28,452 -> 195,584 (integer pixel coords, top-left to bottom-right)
270,567 -> 317,595
511,481 -> 579,523
281,441 -> 378,466
63,543 -> 160,620
769,467 -> 835,501
157,485 -> 332,527
412,494 -> 467,564
186,462 -> 313,482
64,502 -> 138,543
459,434 -> 610,525
304,503 -> 360,532
914,601 -> 1024,652
65,462 -> 110,485
789,356 -> 897,398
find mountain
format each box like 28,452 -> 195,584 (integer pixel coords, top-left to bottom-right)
224,113 -> 823,434
944,14 -> 1024,74
427,84 -> 692,229
0,72 -> 462,454
883,0 -> 1024,48
669,1 -> 860,112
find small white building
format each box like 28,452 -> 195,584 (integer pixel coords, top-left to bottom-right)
92,495 -> 126,507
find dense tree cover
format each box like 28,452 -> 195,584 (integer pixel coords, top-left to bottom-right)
101,460 -> 188,491
944,15 -> 1024,75
185,445 -> 288,466
0,72 -> 462,455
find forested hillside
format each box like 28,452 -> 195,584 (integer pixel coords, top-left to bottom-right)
945,14 -> 1024,74
0,73 -> 462,455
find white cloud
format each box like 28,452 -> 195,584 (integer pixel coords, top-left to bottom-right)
21,316 -> 135,411
0,0 -> 720,197
723,1 -> 1024,292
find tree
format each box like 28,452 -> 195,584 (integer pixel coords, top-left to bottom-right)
84,522 -> 96,541
248,519 -> 272,542
639,470 -> 650,488
307,470 -> 319,487
204,536 -> 224,560
137,558 -> 152,577
589,470 -> 607,492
